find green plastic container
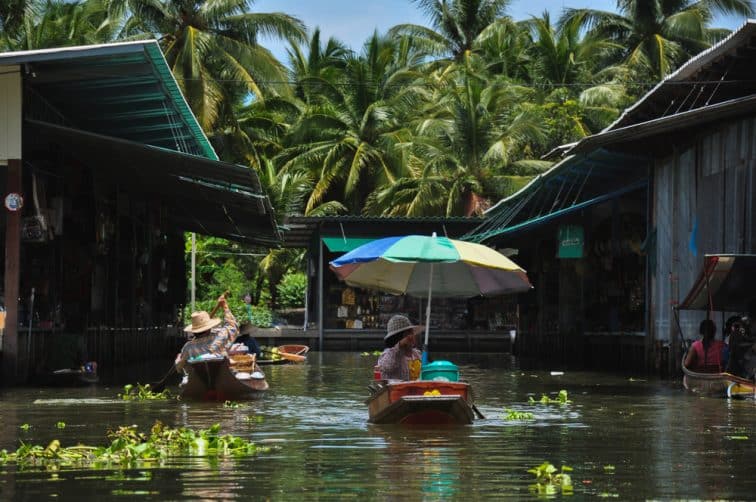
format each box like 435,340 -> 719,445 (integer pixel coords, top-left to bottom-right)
420,360 -> 459,382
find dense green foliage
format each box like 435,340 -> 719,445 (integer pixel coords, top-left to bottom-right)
276,272 -> 307,309
3,0 -> 751,309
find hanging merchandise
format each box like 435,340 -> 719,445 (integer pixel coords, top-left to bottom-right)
341,287 -> 356,305
21,173 -> 50,243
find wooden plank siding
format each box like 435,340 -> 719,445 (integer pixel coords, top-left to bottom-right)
652,117 -> 756,369
0,65 -> 22,163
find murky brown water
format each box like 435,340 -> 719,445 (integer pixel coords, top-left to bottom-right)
1,352 -> 755,500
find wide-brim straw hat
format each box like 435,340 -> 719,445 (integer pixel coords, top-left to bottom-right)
384,314 -> 424,348
184,311 -> 222,334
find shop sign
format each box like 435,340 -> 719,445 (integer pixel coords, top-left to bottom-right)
557,225 -> 584,259
4,192 -> 23,212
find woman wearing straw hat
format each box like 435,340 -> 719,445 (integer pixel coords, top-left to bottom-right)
376,314 -> 424,381
175,293 -> 238,372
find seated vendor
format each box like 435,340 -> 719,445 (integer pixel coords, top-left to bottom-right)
684,319 -> 725,373
727,313 -> 756,379
376,315 -> 424,381
236,322 -> 262,359
175,294 -> 238,372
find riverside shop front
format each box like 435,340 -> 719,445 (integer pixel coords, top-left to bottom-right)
282,216 -> 521,351
0,42 -> 279,384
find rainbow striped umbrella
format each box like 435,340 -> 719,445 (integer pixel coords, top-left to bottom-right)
330,234 -> 532,357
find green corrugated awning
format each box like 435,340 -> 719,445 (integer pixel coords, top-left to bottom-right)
323,237 -> 375,252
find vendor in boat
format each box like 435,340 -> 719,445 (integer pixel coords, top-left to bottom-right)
684,319 -> 726,373
727,311 -> 756,379
175,294 -> 238,372
376,315 -> 424,381
235,322 -> 262,359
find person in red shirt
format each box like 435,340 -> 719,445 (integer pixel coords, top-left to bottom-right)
684,319 -> 726,373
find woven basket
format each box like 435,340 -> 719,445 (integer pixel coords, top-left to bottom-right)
230,353 -> 256,372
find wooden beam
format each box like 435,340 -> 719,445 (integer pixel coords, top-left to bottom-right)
3,159 -> 22,384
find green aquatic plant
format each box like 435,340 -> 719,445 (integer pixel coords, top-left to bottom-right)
223,401 -> 247,409
56,422 -> 66,429
503,409 -> 535,420
0,421 -> 270,470
527,462 -> 573,496
119,384 -> 172,401
243,415 -> 264,423
19,424 -> 30,431
528,389 -> 572,405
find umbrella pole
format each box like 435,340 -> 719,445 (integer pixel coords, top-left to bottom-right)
422,263 -> 433,365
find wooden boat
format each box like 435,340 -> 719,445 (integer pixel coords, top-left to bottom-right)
677,254 -> 756,399
365,380 -> 475,425
682,362 -> 756,398
179,355 -> 268,401
277,344 -> 309,363
37,367 -> 99,386
258,345 -> 309,364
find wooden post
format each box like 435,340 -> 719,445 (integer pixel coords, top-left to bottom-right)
317,237 -> 324,351
3,159 -> 22,384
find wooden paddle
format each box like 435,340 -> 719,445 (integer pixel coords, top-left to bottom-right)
151,292 -> 228,392
472,403 -> 486,420
260,346 -> 307,363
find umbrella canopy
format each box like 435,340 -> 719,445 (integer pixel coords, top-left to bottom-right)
330,234 -> 533,361
329,235 -> 532,297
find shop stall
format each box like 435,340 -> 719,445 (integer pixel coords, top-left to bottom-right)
282,216 -> 521,351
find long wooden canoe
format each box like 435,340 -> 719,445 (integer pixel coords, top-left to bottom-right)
682,362 -> 756,398
180,356 -> 268,401
366,380 -> 475,425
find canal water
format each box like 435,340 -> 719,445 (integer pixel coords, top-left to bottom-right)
1,351 -> 755,500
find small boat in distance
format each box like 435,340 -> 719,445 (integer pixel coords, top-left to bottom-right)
258,344 -> 309,365
179,354 -> 268,401
682,362 -> 756,398
277,344 -> 309,363
366,380 -> 475,425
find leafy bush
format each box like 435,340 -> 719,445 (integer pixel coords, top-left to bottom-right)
248,305 -> 273,328
276,272 -> 307,309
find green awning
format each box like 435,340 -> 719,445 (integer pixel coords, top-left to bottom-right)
323,237 -> 375,252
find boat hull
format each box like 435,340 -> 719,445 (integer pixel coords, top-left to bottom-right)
682,364 -> 756,398
180,358 -> 268,401
366,381 -> 475,425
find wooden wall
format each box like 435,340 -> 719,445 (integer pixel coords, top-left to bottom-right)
651,117 -> 756,366
0,65 -> 21,163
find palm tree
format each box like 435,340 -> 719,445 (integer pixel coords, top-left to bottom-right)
0,0 -> 33,39
523,11 -> 619,88
287,27 -> 351,103
389,0 -> 512,61
560,0 -> 754,80
1,0 -> 113,51
278,31 -> 423,214
367,55 -> 549,217
106,0 -> 306,130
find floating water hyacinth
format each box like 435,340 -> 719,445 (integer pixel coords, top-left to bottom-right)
0,421 -> 270,470
119,383 -> 172,401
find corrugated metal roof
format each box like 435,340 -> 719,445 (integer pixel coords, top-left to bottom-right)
605,19 -> 756,131
0,40 -> 217,160
30,119 -> 281,245
281,215 -> 484,249
571,94 -> 756,154
470,149 -> 649,243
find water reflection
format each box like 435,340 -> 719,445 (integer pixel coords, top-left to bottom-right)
1,352 -> 756,500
